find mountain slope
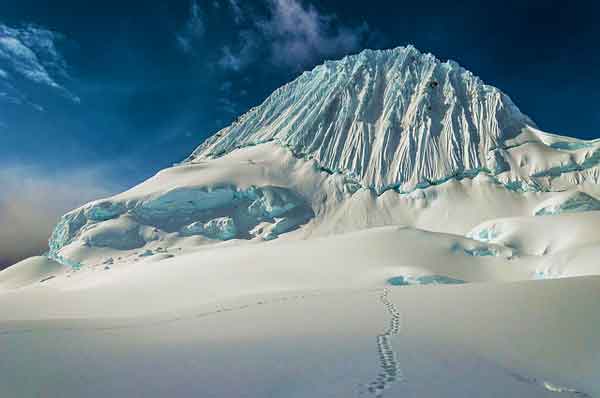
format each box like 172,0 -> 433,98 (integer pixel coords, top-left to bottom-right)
189,46 -> 534,193
189,47 -> 600,195
24,46 -> 599,269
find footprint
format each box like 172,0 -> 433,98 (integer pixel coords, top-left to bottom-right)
360,288 -> 404,397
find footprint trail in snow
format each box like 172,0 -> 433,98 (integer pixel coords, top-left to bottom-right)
361,287 -> 404,397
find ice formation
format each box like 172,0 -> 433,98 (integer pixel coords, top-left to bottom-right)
48,184 -> 313,264
44,46 -> 600,269
388,275 -> 465,286
534,191 -> 600,216
181,217 -> 237,240
188,46 -> 534,193
466,224 -> 501,243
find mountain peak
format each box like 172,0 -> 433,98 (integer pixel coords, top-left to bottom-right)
188,46 -> 534,192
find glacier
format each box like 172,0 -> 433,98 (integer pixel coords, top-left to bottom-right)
186,46 -> 600,197
187,46 -> 534,193
44,46 -> 600,270
180,217 -> 238,240
48,183 -> 314,266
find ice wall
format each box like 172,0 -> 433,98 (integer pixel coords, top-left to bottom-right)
189,46 -> 533,193
48,185 -> 313,267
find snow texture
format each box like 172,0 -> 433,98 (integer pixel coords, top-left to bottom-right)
188,46 -> 534,193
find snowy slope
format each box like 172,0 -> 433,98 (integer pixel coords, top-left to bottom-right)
1,46 -> 600,397
1,277 -> 599,398
41,141 -> 600,269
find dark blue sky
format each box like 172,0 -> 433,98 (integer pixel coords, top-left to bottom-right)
1,0 -> 600,266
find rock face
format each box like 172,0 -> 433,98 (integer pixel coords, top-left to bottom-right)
188,46 -> 533,192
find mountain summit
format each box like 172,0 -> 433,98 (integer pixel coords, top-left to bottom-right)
17,46 -> 600,271
189,46 -> 534,192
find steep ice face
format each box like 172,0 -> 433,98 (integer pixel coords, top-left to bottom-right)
188,46 -> 533,192
246,186 -> 303,218
84,201 -> 127,222
181,217 -> 238,240
82,217 -> 156,250
48,184 -> 314,267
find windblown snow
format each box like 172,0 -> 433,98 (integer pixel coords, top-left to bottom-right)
1,46 -> 599,398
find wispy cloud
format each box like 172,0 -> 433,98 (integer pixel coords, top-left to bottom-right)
0,24 -> 79,105
176,0 -> 205,53
0,166 -> 119,269
259,0 -> 369,70
218,30 -> 258,71
217,0 -> 370,73
228,0 -> 244,24
0,71 -> 45,111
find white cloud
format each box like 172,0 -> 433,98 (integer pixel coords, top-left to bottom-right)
0,165 -> 119,268
177,0 -> 205,53
0,36 -> 59,87
0,24 -> 79,104
219,0 -> 369,73
0,74 -> 45,111
259,0 -> 369,70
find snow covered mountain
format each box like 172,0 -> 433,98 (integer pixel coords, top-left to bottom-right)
2,46 -> 600,397
188,46 -> 599,193
40,46 -> 600,269
189,46 -> 534,193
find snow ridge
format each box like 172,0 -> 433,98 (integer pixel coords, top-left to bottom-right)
188,46 -> 533,192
